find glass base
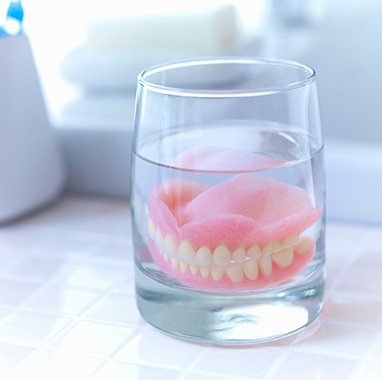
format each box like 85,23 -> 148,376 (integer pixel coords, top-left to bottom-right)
135,265 -> 325,346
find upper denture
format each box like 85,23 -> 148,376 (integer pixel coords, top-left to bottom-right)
148,173 -> 321,251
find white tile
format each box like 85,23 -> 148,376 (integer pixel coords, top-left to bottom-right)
361,229 -> 382,250
322,292 -> 382,327
112,266 -> 135,295
179,372 -> 245,380
0,343 -> 33,371
326,263 -> 345,291
193,346 -> 279,378
38,238 -> 100,257
33,198 -> 130,237
326,224 -> 370,242
352,360 -> 382,380
9,350 -> 103,379
87,295 -> 144,326
368,332 -> 382,360
326,224 -> 365,259
48,321 -> 136,357
0,279 -> 40,307
115,329 -> 203,369
0,306 -> 11,321
23,286 -> 100,316
54,264 -> 125,291
0,234 -> 40,255
6,256 -> 68,280
352,248 -> 382,271
93,362 -> 178,380
335,268 -> 382,297
94,241 -> 134,264
0,251 -> 25,275
269,351 -> 357,380
0,310 -> 71,344
291,321 -> 377,359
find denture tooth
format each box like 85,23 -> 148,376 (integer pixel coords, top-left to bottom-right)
283,234 -> 299,248
262,242 -> 282,256
148,218 -> 156,240
243,260 -> 259,280
189,264 -> 199,275
180,262 -> 189,273
195,247 -> 212,266
272,247 -> 294,268
225,263 -> 244,282
211,265 -> 224,281
258,256 -> 272,276
178,240 -> 195,264
232,248 -> 246,263
295,236 -> 314,255
200,267 -> 210,278
164,235 -> 177,257
247,244 -> 261,259
170,258 -> 179,269
213,245 -> 231,266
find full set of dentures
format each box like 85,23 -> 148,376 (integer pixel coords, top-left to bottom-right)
147,173 -> 321,290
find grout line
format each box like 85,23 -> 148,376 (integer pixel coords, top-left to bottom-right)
325,230 -> 370,296
288,345 -> 373,363
319,317 -> 382,331
173,346 -> 210,379
263,350 -> 289,380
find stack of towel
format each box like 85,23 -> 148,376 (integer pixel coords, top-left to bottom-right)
61,1 -> 255,91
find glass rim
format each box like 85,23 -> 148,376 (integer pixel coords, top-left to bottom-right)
137,57 -> 316,98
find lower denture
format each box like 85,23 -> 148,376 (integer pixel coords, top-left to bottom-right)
147,173 -> 321,290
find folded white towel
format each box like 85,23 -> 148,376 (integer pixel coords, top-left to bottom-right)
86,2 -> 242,54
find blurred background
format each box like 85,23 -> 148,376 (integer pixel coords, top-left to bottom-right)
2,0 -> 382,223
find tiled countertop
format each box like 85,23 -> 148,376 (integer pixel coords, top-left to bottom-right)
0,196 -> 381,379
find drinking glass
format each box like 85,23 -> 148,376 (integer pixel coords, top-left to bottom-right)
131,58 -> 325,345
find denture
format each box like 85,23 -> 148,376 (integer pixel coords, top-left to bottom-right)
147,173 -> 321,290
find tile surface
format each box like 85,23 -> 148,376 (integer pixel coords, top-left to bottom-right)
0,195 -> 381,380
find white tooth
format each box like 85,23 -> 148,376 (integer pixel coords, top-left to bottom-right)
243,260 -> 259,280
295,236 -> 314,254
272,247 -> 294,268
247,244 -> 261,259
178,240 -> 195,264
211,265 -> 224,281
283,234 -> 299,247
225,263 -> 244,282
148,218 -> 156,239
189,264 -> 199,275
164,235 -> 177,257
170,258 -> 179,269
258,256 -> 272,276
262,241 -> 282,256
232,248 -> 246,263
213,245 -> 231,266
155,228 -> 164,248
163,254 -> 169,262
200,267 -> 210,278
195,247 -> 212,266
180,262 -> 189,273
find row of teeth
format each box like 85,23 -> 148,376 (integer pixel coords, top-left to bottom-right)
148,217 -> 313,282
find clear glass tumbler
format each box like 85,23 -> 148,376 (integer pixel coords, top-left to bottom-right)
131,58 -> 325,345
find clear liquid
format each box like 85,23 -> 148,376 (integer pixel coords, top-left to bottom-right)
131,122 -> 325,344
